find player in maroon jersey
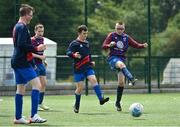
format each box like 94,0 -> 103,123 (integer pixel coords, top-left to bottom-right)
102,21 -> 148,111
31,23 -> 49,111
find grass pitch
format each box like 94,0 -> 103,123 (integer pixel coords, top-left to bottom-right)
0,93 -> 180,127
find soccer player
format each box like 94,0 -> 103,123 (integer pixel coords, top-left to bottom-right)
11,4 -> 47,124
67,25 -> 109,113
31,23 -> 49,111
102,21 -> 148,111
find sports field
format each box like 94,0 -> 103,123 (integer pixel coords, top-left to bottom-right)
0,93 -> 180,127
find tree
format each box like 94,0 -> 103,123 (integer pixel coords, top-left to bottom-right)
0,0 -> 16,37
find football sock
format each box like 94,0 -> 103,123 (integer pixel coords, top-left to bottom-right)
122,67 -> 133,81
15,94 -> 23,119
39,92 -> 44,104
31,89 -> 39,117
116,86 -> 124,103
75,93 -> 81,107
93,84 -> 103,101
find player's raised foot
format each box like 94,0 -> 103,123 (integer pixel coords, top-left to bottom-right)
73,104 -> 79,113
100,97 -> 110,105
29,114 -> 47,123
129,78 -> 138,86
39,104 -> 49,110
115,102 -> 122,111
14,117 -> 30,124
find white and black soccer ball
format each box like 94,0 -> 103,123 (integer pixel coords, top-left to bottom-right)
129,103 -> 143,117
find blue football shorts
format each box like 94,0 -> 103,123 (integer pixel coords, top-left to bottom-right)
74,68 -> 95,82
35,63 -> 46,76
107,56 -> 125,71
13,66 -> 37,84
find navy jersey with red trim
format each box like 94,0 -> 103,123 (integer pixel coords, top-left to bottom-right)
67,39 -> 93,73
11,22 -> 37,68
31,36 -> 44,64
102,32 -> 145,59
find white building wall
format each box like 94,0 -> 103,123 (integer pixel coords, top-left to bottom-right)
162,58 -> 180,84
0,37 -> 57,86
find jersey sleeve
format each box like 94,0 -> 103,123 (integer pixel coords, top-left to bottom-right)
128,35 -> 145,49
66,42 -> 76,58
102,33 -> 112,49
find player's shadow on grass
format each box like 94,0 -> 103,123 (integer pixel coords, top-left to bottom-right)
39,109 -> 63,113
26,124 -> 51,126
0,114 -> 11,117
28,124 -> 71,126
120,112 -> 147,120
132,118 -> 146,120
80,112 -> 111,115
122,111 -> 148,115
121,111 -> 129,114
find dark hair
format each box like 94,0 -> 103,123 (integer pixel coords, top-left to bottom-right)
78,25 -> 88,33
19,4 -> 34,17
34,23 -> 44,31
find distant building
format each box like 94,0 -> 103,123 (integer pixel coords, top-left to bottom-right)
0,37 -> 57,86
162,58 -> 180,84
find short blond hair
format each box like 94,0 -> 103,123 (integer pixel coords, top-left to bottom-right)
116,21 -> 125,26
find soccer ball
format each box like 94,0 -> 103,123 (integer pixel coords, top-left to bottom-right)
129,103 -> 143,117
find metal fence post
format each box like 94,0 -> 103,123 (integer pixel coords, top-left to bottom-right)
103,57 -> 106,85
147,0 -> 151,93
84,0 -> 88,96
85,79 -> 88,96
97,56 -> 100,84
144,57 -> 147,85
157,57 -> 160,88
15,0 -> 19,22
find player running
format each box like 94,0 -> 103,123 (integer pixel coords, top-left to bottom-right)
67,25 -> 109,113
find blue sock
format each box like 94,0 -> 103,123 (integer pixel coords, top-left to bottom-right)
15,94 -> 23,119
75,93 -> 81,107
122,67 -> 133,81
31,89 -> 39,117
39,92 -> 44,104
93,84 -> 103,101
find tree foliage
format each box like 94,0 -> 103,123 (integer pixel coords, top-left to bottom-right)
0,0 -> 179,56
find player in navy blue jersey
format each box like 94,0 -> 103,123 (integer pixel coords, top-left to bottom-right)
67,25 -> 109,113
102,22 -> 148,111
11,4 -> 47,124
31,23 -> 49,111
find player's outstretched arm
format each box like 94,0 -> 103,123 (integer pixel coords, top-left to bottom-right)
128,36 -> 147,49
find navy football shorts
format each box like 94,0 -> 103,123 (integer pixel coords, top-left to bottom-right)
74,68 -> 95,82
35,63 -> 46,76
107,56 -> 125,71
13,66 -> 37,84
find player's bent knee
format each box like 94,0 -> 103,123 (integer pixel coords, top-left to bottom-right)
16,85 -> 26,95
88,76 -> 97,85
116,61 -> 126,69
90,79 -> 97,85
30,77 -> 41,90
16,90 -> 26,95
76,87 -> 83,94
